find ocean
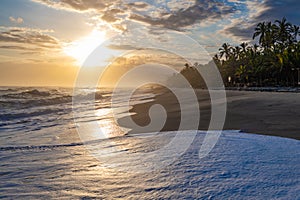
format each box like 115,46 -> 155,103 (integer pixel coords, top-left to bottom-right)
0,87 -> 299,199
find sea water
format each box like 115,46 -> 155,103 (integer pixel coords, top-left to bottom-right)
0,87 -> 299,199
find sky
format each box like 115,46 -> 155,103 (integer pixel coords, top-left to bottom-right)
0,0 -> 299,86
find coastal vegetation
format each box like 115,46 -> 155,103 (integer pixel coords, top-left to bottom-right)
174,18 -> 300,88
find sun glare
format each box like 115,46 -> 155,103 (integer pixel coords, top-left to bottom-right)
64,30 -> 106,66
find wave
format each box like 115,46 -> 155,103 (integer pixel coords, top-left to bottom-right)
1,89 -> 104,100
0,88 -> 106,109
0,88 -> 19,93
0,136 -> 123,151
0,107 -> 71,121
0,96 -> 72,110
0,142 -> 84,151
2,89 -> 54,98
20,89 -> 52,97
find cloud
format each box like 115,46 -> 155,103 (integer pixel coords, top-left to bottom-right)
129,2 -> 235,31
31,0 -> 299,43
32,0 -> 238,32
222,0 -> 300,42
107,43 -> 152,52
9,16 -> 24,24
101,8 -> 124,23
166,0 -> 194,11
220,18 -> 256,42
126,2 -> 150,10
0,27 -> 60,49
31,0 -> 118,12
31,0 -> 129,32
107,44 -> 140,50
0,27 -> 63,61
0,45 -> 43,51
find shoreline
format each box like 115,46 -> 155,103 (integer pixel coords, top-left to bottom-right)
118,89 -> 300,140
226,86 -> 300,93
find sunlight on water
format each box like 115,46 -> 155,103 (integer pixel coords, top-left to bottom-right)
95,108 -> 112,118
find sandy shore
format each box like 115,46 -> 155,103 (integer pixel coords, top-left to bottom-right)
118,89 -> 300,140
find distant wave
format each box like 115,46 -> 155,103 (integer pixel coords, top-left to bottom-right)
0,107 -> 71,121
0,88 -> 19,92
0,142 -> 85,151
19,89 -> 52,97
0,88 -> 107,113
1,89 -> 103,100
2,89 -> 55,98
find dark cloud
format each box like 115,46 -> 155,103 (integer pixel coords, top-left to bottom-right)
223,0 -> 300,41
130,1 -> 237,30
126,2 -> 150,10
253,0 -> 300,25
222,21 -> 256,41
101,8 -> 124,23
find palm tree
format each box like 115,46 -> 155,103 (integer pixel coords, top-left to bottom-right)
247,51 -> 264,86
233,46 -> 241,60
213,54 -> 220,64
240,42 -> 248,53
253,22 -> 275,49
215,17 -> 299,87
253,22 -> 267,45
291,25 -> 300,42
219,43 -> 232,60
235,65 -> 248,85
274,17 -> 292,46
213,54 -> 219,60
253,44 -> 260,54
266,21 -> 277,49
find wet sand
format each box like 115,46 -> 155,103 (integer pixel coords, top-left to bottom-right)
118,89 -> 300,140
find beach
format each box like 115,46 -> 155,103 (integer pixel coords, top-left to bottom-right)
120,89 -> 300,140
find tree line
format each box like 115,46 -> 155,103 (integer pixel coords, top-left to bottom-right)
214,17 -> 300,87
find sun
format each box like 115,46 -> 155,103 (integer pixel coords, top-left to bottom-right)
64,29 -> 106,66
